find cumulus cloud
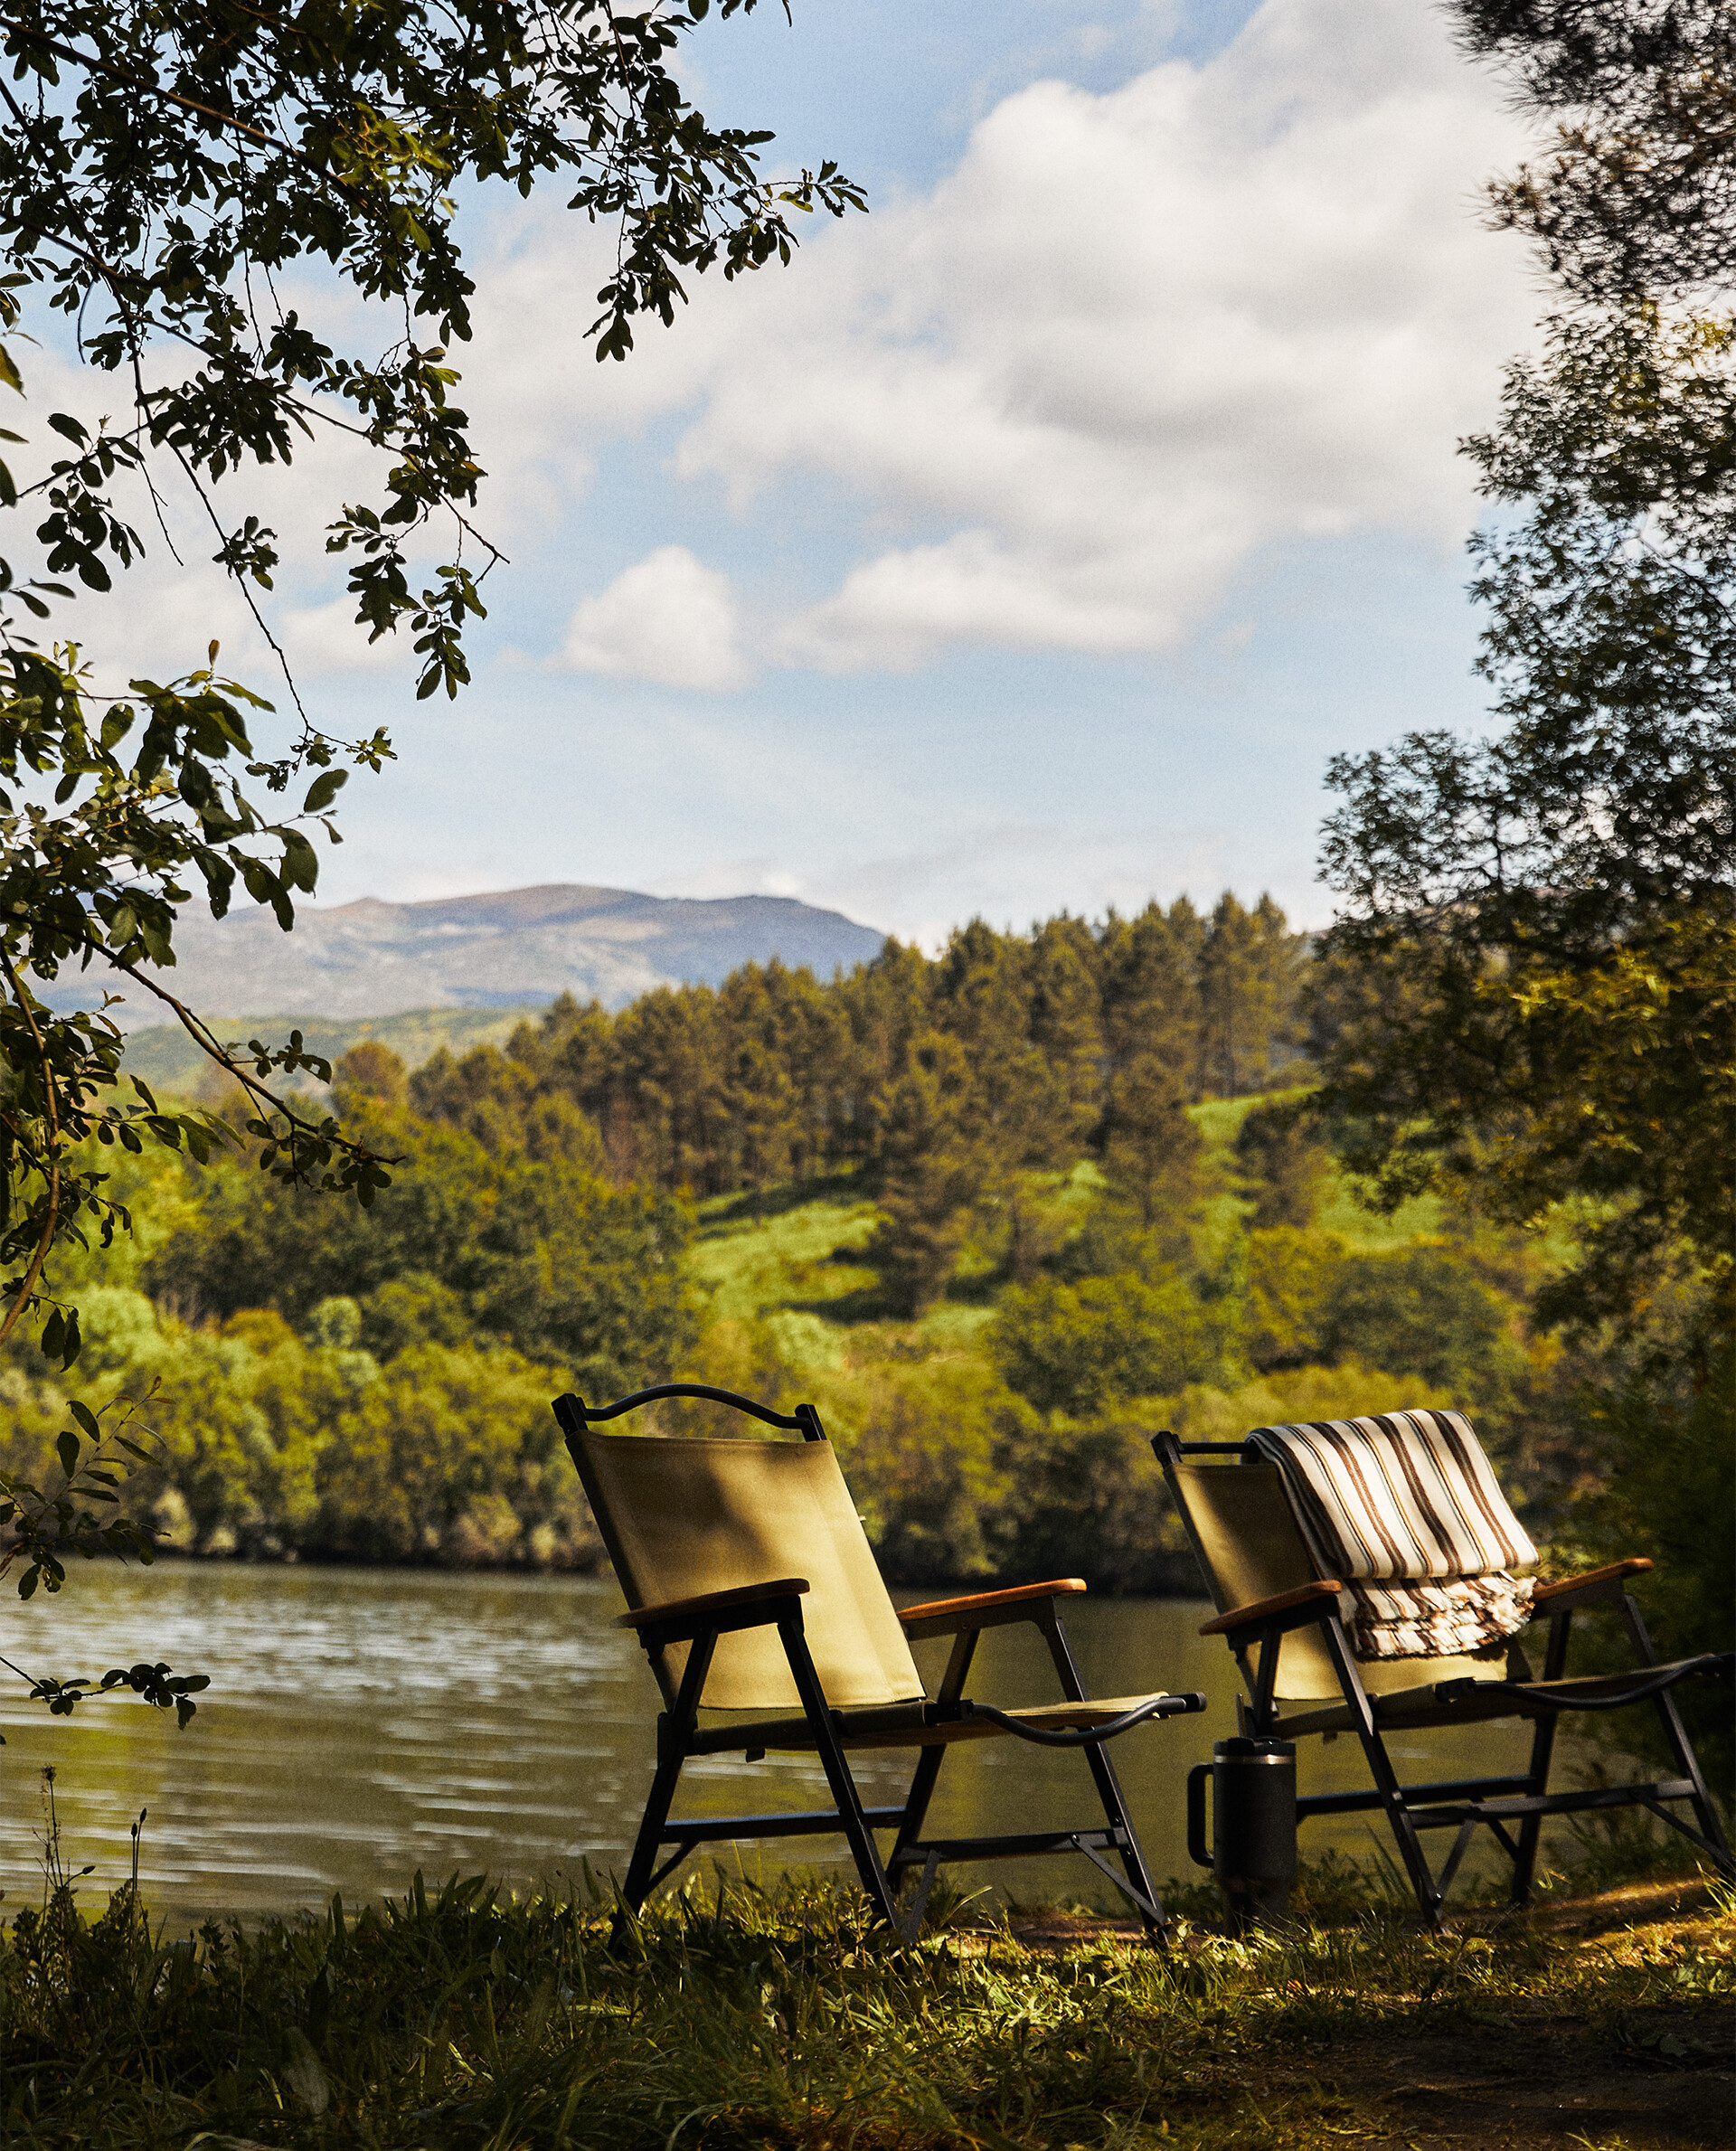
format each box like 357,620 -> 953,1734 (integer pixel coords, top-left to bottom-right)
11,0 -> 1538,698
661,0 -> 1540,670
561,544 -> 750,691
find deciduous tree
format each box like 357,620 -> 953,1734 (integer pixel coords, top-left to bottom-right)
0,0 -> 858,1379
1317,307 -> 1734,1330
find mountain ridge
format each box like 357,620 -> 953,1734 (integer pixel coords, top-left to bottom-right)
38,882 -> 890,1027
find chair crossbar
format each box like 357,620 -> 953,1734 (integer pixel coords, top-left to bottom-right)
1071,1836 -> 1166,1923
1401,1778 -> 1699,1829
890,1824 -> 1136,1867
1437,1815 -> 1505,1902
1298,1773 -> 1533,1817
656,1807 -> 912,1844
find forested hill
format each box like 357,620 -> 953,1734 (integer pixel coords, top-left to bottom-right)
1,886 -> 1604,1589
43,883 -> 888,1025
405,889 -> 1312,1308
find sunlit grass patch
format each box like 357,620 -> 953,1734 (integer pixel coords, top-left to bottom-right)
5,1853 -> 1731,2150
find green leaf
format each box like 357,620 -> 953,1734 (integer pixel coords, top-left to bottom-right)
56,1429 -> 80,1478
68,1399 -> 99,1439
303,768 -> 348,813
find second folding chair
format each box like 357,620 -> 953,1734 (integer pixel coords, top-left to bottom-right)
555,1382 -> 1205,1942
1155,1408 -> 1732,1923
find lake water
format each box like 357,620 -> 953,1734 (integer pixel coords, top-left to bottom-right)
0,1566 -> 1583,1925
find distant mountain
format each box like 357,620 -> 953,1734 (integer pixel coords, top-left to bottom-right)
43,884 -> 889,1027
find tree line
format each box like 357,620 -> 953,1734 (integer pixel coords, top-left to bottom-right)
409,891 -> 1307,1312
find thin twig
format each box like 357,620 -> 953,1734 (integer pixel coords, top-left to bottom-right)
84,937 -> 399,1172
0,15 -> 392,212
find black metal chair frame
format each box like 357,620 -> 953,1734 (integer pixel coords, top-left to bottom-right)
557,1385 -> 1204,1944
1155,1431 -> 1733,1924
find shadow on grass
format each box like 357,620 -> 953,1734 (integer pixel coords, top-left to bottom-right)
943,1268 -> 1005,1309
699,1170 -> 867,1233
786,1280 -> 902,1326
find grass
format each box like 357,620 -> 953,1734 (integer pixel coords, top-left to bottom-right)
687,1161 -> 1100,1365
1188,1092 -> 1447,1258
691,1177 -> 883,1330
5,1844 -> 1731,2151
687,1100 -> 1459,1373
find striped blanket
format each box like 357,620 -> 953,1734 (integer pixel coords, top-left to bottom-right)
1245,1409 -> 1536,1662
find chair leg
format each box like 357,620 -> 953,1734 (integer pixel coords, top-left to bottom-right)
890,1625 -> 976,1906
778,1609 -> 912,1939
1622,1594 -> 1734,1868
611,1628 -> 718,1946
1510,1713 -> 1559,1907
1043,1615 -> 1168,1938
886,1745 -> 950,1936
610,1724 -> 686,1945
889,1746 -> 948,1873
1319,1618 -> 1442,1924
1511,1609 -> 1572,1907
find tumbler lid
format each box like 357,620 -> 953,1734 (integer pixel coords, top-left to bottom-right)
1214,1736 -> 1297,1761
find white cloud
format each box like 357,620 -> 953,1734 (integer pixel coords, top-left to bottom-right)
652,0 -> 1541,670
5,0 -> 1539,702
651,856 -> 804,901
561,544 -> 750,691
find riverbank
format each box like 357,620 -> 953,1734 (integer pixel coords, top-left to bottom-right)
5,1858 -> 1729,2149
0,1569 -> 1573,1926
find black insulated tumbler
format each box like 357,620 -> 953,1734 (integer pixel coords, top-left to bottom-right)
1186,1736 -> 1297,1930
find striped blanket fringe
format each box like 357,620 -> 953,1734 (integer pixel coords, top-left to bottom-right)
1245,1409 -> 1537,1662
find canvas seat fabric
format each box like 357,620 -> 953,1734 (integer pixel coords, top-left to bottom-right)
571,1426 -> 926,1709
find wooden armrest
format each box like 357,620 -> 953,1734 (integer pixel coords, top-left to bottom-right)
616,1577 -> 808,1634
1200,1579 -> 1342,1639
901,1578 -> 1086,1639
1532,1558 -> 1652,1612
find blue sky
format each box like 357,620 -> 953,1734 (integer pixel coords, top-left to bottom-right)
48,0 -> 1543,948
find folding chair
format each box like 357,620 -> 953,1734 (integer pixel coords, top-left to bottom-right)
554,1383 -> 1206,1942
1153,1414 -> 1733,1924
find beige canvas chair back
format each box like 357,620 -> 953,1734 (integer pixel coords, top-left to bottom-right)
571,1427 -> 925,1712
1170,1458 -> 1491,1700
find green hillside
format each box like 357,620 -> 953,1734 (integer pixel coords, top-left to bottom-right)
689,1099 -> 1451,1371
122,1005 -> 549,1094
667,1094 -> 1587,1590
0,905 -> 1599,1594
